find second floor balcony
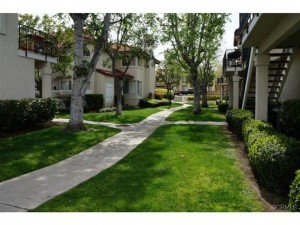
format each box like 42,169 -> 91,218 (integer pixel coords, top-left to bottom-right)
18,23 -> 58,63
222,49 -> 242,76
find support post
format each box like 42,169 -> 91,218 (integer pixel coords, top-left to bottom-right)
232,72 -> 240,109
255,53 -> 269,121
228,76 -> 233,108
41,62 -> 52,98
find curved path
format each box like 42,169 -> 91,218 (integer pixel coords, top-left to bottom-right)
0,105 -> 195,212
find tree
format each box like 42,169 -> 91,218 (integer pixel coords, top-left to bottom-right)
105,13 -> 158,115
65,13 -> 111,131
162,13 -> 228,114
156,50 -> 183,105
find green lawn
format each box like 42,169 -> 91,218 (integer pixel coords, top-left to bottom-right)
0,124 -> 120,182
34,125 -> 264,212
166,104 -> 225,122
58,104 -> 182,124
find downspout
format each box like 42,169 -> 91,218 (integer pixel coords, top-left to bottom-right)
242,47 -> 255,109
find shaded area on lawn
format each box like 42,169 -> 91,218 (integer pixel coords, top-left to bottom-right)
166,104 -> 226,122
58,104 -> 182,124
0,124 -> 120,182
34,125 -> 263,212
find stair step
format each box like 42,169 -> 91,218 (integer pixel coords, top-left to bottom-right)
269,86 -> 280,88
270,60 -> 289,64
269,67 -> 288,70
269,74 -> 284,77
269,53 -> 292,56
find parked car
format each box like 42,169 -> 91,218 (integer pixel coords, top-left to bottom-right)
179,88 -> 194,95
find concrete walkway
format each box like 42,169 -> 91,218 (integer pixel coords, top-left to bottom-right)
0,105 -> 190,212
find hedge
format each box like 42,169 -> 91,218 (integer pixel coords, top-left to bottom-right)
85,94 -> 103,111
57,94 -> 104,112
281,99 -> 300,139
289,170 -> 300,212
0,98 -> 58,133
225,109 -> 253,139
242,119 -> 300,194
139,98 -> 169,108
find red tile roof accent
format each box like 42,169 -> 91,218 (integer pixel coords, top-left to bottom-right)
95,68 -> 134,80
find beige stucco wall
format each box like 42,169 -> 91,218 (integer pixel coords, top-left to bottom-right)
279,49 -> 300,100
0,13 -> 35,99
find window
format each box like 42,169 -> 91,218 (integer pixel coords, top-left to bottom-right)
61,81 -> 71,90
137,81 -> 142,96
124,80 -> 136,94
0,14 -> 7,35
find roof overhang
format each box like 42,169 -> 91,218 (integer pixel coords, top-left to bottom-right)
95,68 -> 134,80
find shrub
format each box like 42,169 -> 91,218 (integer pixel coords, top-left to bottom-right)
114,95 -> 125,106
289,170 -> 300,212
0,98 -> 58,134
226,109 -> 253,139
242,119 -> 276,148
281,99 -> 300,139
154,93 -> 164,100
85,94 -> 103,111
217,100 -> 228,113
242,119 -> 300,194
139,98 -> 169,108
207,95 -> 220,101
155,88 -> 174,100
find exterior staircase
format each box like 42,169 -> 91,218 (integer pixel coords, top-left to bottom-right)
244,48 -> 294,112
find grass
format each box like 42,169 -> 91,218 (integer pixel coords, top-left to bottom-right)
58,104 -> 182,124
166,103 -> 225,122
34,125 -> 263,212
0,124 -> 120,182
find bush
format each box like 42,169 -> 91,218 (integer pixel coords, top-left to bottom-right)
216,100 -> 228,113
155,88 -> 174,100
154,93 -> 164,100
226,109 -> 253,139
242,119 -> 276,148
139,98 -> 169,108
114,95 -> 125,106
281,99 -> 300,139
85,94 -> 103,111
0,98 -> 58,133
289,170 -> 300,212
206,95 -> 220,101
242,119 -> 300,194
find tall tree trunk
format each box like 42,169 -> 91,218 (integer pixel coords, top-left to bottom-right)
115,78 -> 123,115
66,13 -> 111,131
65,14 -> 87,131
167,84 -> 171,106
192,73 -> 201,114
201,84 -> 208,108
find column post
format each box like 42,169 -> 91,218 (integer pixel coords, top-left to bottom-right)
41,62 -> 52,98
255,53 -> 269,121
232,72 -> 240,109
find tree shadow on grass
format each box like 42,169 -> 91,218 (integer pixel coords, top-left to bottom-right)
0,125 -> 119,182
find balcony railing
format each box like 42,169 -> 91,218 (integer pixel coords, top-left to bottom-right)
18,23 -> 58,59
239,13 -> 260,45
222,49 -> 242,75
